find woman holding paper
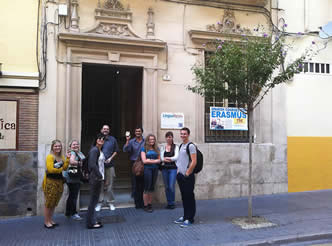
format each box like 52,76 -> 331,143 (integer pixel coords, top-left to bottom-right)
42,139 -> 70,229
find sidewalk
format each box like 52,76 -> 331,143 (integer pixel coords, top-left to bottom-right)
1,190 -> 332,246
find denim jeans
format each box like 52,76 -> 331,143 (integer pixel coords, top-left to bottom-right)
162,169 -> 177,206
143,167 -> 158,193
177,173 -> 196,223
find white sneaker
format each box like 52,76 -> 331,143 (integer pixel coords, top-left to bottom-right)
71,213 -> 82,221
95,204 -> 102,212
109,204 -> 116,211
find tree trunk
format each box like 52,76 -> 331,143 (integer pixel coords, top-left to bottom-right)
248,108 -> 254,222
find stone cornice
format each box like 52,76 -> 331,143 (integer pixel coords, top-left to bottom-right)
189,29 -> 245,44
58,32 -> 166,49
161,0 -> 269,14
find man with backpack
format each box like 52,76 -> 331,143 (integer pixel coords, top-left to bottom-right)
174,127 -> 197,228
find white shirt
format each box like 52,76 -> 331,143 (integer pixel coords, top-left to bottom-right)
98,151 -> 105,180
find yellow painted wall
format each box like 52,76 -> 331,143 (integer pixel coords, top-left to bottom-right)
0,0 -> 39,73
288,137 -> 332,192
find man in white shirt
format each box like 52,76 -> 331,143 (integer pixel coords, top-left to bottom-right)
174,127 -> 197,228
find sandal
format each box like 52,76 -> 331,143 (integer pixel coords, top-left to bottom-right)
44,224 -> 55,229
87,223 -> 103,229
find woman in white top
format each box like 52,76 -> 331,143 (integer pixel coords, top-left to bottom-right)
160,131 -> 179,209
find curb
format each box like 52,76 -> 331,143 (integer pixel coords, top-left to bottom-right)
222,231 -> 332,246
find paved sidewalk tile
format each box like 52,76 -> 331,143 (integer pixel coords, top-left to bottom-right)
1,190 -> 332,246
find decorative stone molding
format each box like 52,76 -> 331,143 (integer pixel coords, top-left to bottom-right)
83,0 -> 140,38
146,8 -> 155,39
61,0 -> 166,50
70,0 -> 79,32
95,8 -> 132,20
59,32 -> 166,49
103,0 -> 125,11
162,0 -> 268,7
95,23 -> 131,36
207,10 -> 251,35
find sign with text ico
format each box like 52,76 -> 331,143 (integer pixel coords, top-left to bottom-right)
0,100 -> 17,150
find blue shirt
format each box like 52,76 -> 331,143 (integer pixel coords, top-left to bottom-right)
123,137 -> 145,161
101,135 -> 119,167
141,147 -> 159,169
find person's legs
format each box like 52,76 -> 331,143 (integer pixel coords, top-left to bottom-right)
177,173 -> 186,216
161,169 -> 170,204
130,161 -> 136,198
181,173 -> 196,223
86,181 -> 102,227
168,169 -> 177,206
44,207 -> 52,226
66,183 -> 80,216
105,167 -> 115,205
143,168 -> 152,206
134,175 -> 144,208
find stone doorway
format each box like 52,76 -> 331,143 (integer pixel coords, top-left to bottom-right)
80,63 -> 143,209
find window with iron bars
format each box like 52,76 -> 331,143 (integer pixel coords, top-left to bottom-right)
204,51 -> 249,143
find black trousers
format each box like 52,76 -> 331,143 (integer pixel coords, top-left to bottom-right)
177,173 -> 196,223
134,175 -> 144,208
86,180 -> 102,227
65,182 -> 81,216
130,161 -> 136,197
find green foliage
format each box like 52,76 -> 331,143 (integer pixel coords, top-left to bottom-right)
189,34 -> 307,111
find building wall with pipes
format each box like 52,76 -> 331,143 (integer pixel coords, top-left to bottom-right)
0,0 -> 39,216
278,0 -> 332,192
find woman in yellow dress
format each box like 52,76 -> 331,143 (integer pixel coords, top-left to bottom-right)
42,139 -> 70,229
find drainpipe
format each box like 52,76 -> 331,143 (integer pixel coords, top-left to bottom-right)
304,0 -> 309,32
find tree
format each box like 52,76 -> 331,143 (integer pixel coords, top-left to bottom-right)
188,29 -> 312,222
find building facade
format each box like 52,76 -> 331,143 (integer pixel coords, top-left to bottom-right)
0,0 -> 40,216
4,0 -> 329,217
35,0 -> 289,215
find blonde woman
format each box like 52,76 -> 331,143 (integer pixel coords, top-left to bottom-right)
42,140 -> 70,229
140,134 -> 160,212
64,140 -> 85,220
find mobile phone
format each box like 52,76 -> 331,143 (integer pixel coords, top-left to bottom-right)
125,131 -> 130,137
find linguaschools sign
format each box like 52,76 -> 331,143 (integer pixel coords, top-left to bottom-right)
161,112 -> 184,129
210,107 -> 248,131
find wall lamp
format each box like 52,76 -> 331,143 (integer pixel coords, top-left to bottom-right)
0,63 -> 2,77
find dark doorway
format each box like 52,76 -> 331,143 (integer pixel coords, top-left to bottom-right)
81,63 -> 143,208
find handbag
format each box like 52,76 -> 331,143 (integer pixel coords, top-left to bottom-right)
132,156 -> 144,176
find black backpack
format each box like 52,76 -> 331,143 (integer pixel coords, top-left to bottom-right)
80,154 -> 90,183
80,150 -> 100,183
180,142 -> 203,174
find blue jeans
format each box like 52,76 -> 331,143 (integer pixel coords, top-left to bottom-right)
143,167 -> 158,193
162,169 -> 177,206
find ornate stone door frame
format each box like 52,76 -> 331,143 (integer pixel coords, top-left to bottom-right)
56,42 -> 165,145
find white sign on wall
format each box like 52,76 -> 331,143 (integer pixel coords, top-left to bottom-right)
0,100 -> 18,150
161,112 -> 184,129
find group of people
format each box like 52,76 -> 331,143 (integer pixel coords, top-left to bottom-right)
42,125 -> 197,229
